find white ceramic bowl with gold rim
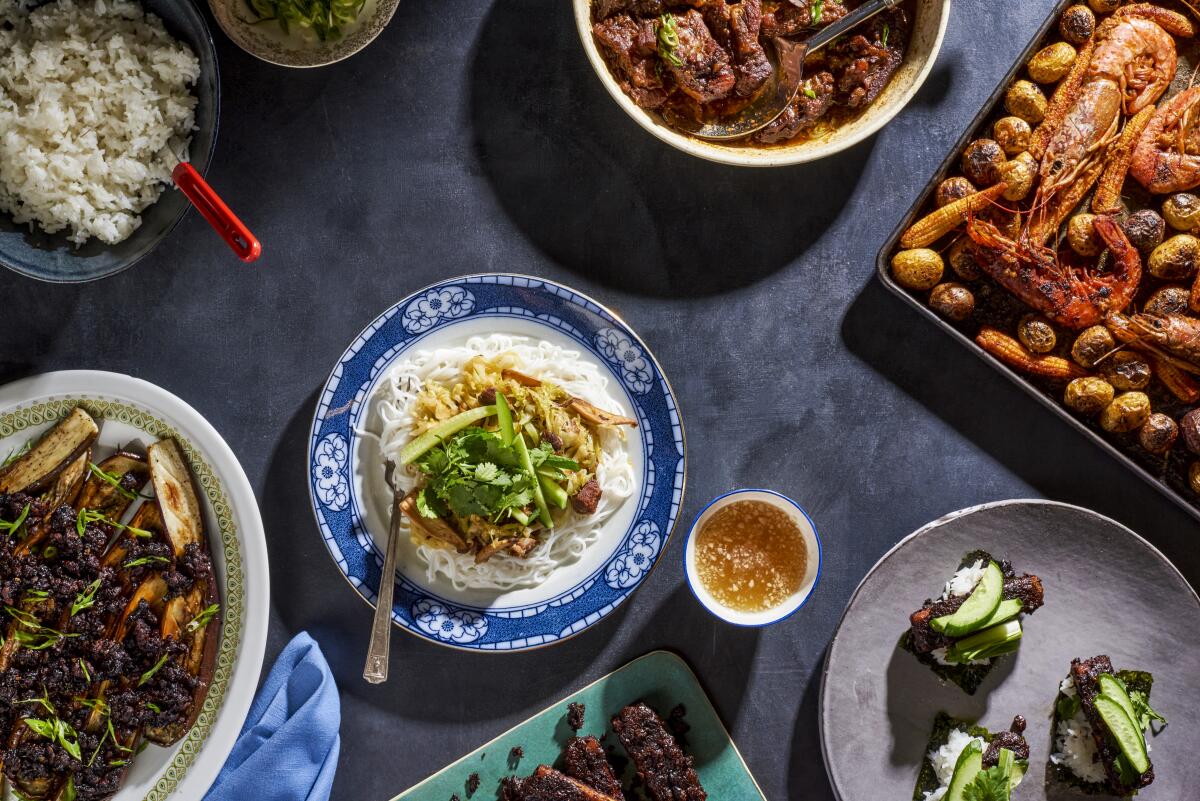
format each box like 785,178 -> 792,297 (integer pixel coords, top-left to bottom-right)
684,488 -> 821,626
0,370 -> 269,801
574,0 -> 952,167
208,0 -> 400,68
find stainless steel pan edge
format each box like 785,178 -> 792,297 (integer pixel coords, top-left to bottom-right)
873,0 -> 1200,525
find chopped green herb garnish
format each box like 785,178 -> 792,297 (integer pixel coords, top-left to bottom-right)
7,607 -> 79,651
803,84 -> 817,99
78,659 -> 91,684
138,654 -> 170,686
247,0 -> 368,42
657,13 -> 683,67
881,22 -> 890,47
2,440 -> 31,468
41,545 -> 57,560
24,715 -> 81,761
62,777 -> 77,801
123,555 -> 170,569
0,503 -> 31,539
145,701 -> 161,713
71,578 -> 102,617
87,462 -> 151,501
811,0 -> 824,26
187,603 -> 220,633
22,589 -> 50,604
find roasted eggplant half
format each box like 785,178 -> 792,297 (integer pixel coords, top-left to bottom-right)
0,407 -> 98,495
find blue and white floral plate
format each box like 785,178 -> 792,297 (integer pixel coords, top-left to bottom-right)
307,275 -> 686,652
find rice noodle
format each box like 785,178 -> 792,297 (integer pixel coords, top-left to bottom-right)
368,334 -> 636,591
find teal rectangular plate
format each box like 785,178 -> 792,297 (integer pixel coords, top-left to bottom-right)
391,650 -> 766,800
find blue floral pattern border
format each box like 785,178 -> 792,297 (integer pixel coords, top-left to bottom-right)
307,275 -> 686,652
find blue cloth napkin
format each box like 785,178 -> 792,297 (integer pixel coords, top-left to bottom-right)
204,632 -> 341,801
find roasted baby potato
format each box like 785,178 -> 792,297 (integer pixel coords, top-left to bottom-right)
999,153 -> 1036,201
1148,234 -> 1200,280
929,282 -> 975,322
1100,392 -> 1151,433
947,238 -> 981,280
1064,377 -> 1115,415
1071,325 -> 1116,368
1067,213 -> 1101,256
1121,209 -> 1165,254
1139,412 -> 1179,455
1088,0 -> 1119,12
1005,80 -> 1047,124
935,176 -> 977,208
1163,193 -> 1200,231
1017,315 -> 1056,353
1181,408 -> 1200,454
1145,285 -> 1190,316
1059,4 -> 1095,44
1100,350 -> 1152,391
993,116 -> 1032,155
1027,42 -> 1076,83
892,248 -> 944,290
960,139 -> 1006,187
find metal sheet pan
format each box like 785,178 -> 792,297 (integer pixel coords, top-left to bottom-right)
875,0 -> 1200,524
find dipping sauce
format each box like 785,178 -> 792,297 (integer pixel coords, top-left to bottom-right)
694,500 -> 807,613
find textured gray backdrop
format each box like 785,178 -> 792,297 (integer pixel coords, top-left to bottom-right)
1,2 -> 1197,800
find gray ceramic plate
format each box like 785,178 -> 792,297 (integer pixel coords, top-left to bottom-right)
819,500 -> 1200,801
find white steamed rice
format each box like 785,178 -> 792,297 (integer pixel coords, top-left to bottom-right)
923,728 -> 983,801
1050,676 -> 1108,784
0,0 -> 199,245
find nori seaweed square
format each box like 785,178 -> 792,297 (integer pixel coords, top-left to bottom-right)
912,712 -> 994,801
1046,669 -> 1155,796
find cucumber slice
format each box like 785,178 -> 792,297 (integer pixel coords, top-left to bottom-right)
931,562 -> 1004,637
945,740 -> 984,801
946,619 -> 1022,663
495,393 -> 515,445
1094,696 -> 1150,775
973,598 -> 1024,630
399,405 -> 497,464
1098,674 -> 1137,725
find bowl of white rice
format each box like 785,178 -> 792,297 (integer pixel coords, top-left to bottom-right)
0,0 -> 219,283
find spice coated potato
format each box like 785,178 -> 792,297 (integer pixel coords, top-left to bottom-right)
1101,350 -> 1152,391
993,116 -> 1032,155
1121,209 -> 1166,254
1018,315 -> 1057,354
929,283 -> 975,322
1100,392 -> 1151,433
936,176 -> 977,208
1144,285 -> 1191,316
1067,213 -> 1102,256
1148,234 -> 1200,280
1059,5 -> 1095,44
1071,325 -> 1116,368
892,248 -> 944,290
947,238 -> 981,280
1162,193 -> 1200,231
1088,0 -> 1120,13
1005,80 -> 1048,124
1065,377 -> 1115,415
999,154 -> 1036,201
1027,42 -> 1076,84
1190,461 -> 1200,494
1181,409 -> 1200,454
960,139 -> 1006,187
1139,412 -> 1179,455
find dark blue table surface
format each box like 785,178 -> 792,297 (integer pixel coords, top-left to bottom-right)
3,2 -> 1196,800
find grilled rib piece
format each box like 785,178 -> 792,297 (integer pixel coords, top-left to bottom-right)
1071,655 -> 1154,794
564,736 -> 624,799
612,703 -> 706,801
908,572 -> 1044,655
501,765 -> 622,801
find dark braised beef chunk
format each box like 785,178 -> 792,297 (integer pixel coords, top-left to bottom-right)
593,14 -> 669,109
466,771 -> 480,796
567,702 -> 586,731
503,765 -> 621,801
729,0 -> 771,97
479,388 -> 498,406
571,480 -> 602,516
564,736 -> 624,799
982,716 -> 1030,767
544,432 -> 565,452
825,11 -> 906,109
612,702 -> 705,801
1071,656 -> 1155,793
761,0 -> 848,37
754,70 -> 834,143
667,9 -> 736,103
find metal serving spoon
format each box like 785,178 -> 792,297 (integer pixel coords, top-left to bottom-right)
672,0 -> 905,140
363,459 -> 403,684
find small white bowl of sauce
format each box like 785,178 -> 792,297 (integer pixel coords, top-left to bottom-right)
684,489 -> 822,626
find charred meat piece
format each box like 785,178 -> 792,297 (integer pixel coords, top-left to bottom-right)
612,702 -> 706,801
729,0 -> 771,97
754,70 -> 835,144
907,573 -> 1044,655
592,14 -> 669,109
1071,656 -> 1155,793
503,765 -> 622,801
571,480 -> 603,516
567,702 -> 586,731
666,9 -> 736,104
761,0 -> 848,37
825,12 -> 906,109
982,715 -> 1029,767
564,736 -> 624,799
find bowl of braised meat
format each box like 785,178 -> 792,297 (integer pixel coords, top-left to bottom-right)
578,0 -> 951,166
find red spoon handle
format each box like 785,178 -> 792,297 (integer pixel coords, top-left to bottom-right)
172,162 -> 262,263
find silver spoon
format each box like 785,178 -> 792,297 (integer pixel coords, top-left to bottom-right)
671,0 -> 905,140
363,459 -> 403,684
